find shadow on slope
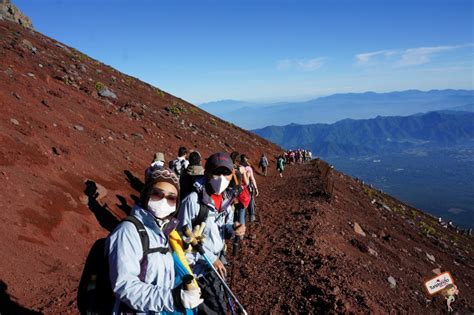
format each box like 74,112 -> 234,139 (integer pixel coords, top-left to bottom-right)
0,280 -> 42,315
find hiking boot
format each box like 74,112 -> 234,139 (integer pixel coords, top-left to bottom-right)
250,215 -> 256,222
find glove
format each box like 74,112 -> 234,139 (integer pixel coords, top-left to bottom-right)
183,225 -> 206,253
180,287 -> 203,309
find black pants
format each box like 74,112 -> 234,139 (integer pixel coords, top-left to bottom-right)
197,267 -> 227,315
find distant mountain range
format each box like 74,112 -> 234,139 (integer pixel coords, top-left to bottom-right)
252,110 -> 474,157
200,89 -> 474,129
252,109 -> 474,227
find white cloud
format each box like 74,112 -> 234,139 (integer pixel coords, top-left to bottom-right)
277,57 -> 324,71
297,58 -> 325,71
356,50 -> 396,65
356,44 -> 472,67
395,45 -> 462,67
277,59 -> 292,70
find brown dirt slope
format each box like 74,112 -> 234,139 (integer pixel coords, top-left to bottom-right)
0,19 -> 473,314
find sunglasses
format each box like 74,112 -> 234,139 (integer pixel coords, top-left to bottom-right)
150,188 -> 178,204
211,167 -> 232,176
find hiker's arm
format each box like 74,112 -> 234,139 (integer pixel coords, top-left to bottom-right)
107,223 -> 176,312
223,204 -> 236,239
177,193 -> 200,233
249,169 -> 258,192
178,194 -> 218,264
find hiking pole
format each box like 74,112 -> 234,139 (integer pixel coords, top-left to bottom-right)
232,235 -> 240,256
182,225 -> 248,315
227,291 -> 237,315
232,204 -> 246,256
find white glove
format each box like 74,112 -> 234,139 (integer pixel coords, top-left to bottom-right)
180,288 -> 203,309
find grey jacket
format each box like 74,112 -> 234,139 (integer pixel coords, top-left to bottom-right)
106,205 -> 176,313
177,185 -> 235,276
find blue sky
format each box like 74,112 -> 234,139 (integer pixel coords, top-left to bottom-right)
16,0 -> 473,104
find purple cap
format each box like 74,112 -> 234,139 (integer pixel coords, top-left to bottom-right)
205,152 -> 233,172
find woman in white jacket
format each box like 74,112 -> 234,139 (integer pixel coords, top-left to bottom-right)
107,168 -> 202,314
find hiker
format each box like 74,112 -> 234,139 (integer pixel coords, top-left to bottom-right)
277,155 -> 285,177
289,151 -> 295,164
240,154 -> 259,222
259,153 -> 269,176
179,151 -> 205,201
230,151 -> 250,226
107,168 -> 203,313
144,152 -> 165,182
177,152 -> 246,314
169,146 -> 189,178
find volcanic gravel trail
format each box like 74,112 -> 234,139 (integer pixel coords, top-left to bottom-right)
227,162 -> 333,314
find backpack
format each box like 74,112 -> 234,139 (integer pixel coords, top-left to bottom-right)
169,159 -> 187,177
229,166 -> 251,208
179,172 -> 205,202
77,216 -> 170,314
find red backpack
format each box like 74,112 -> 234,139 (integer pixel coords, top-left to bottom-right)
232,167 -> 251,208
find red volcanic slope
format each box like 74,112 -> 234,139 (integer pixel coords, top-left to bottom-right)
0,19 -> 473,314
0,20 -> 280,313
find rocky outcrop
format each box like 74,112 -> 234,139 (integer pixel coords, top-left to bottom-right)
0,0 -> 33,29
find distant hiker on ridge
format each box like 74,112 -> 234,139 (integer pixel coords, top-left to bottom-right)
277,155 -> 285,178
259,153 -> 269,176
144,152 -> 165,182
169,146 -> 189,178
179,151 -> 205,201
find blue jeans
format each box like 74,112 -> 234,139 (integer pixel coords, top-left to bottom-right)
247,193 -> 255,219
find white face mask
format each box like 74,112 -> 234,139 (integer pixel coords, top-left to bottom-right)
147,198 -> 175,219
209,175 -> 230,195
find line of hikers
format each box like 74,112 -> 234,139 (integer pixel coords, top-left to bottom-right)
80,146 -> 283,314
284,149 -> 312,165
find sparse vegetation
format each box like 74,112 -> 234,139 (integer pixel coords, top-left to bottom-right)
155,88 -> 165,98
74,52 -> 88,62
210,118 -> 218,127
124,77 -> 132,86
419,221 -> 436,235
95,81 -> 106,92
393,206 -> 406,215
166,102 -> 187,116
363,186 -> 377,199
